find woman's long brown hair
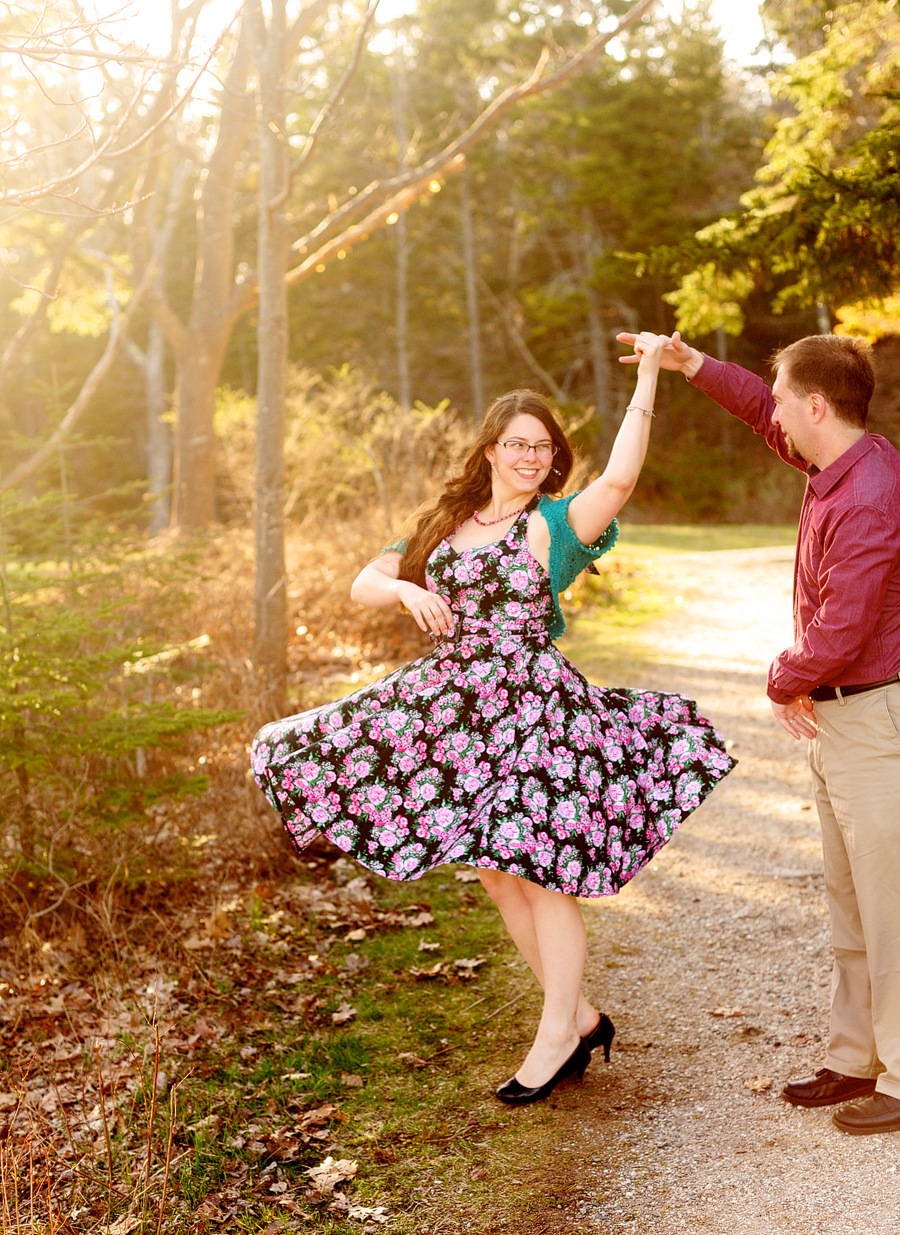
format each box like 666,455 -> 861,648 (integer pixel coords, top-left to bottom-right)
399,389 -> 574,589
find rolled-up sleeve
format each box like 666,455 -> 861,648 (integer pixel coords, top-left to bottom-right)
690,356 -> 807,474
767,506 -> 900,702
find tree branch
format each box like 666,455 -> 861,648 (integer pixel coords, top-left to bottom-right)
287,0 -> 658,268
275,0 -> 379,204
286,0 -> 332,59
479,278 -> 565,401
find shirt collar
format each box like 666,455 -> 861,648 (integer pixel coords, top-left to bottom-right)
807,433 -> 873,498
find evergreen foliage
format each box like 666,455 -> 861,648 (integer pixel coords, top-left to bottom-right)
0,491 -> 240,877
667,0 -> 900,324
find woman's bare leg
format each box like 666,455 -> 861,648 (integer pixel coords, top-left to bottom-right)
478,869 -> 601,1050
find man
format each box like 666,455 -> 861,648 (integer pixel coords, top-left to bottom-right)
617,328 -> 900,1136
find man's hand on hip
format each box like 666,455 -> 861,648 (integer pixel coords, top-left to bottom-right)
771,697 -> 818,740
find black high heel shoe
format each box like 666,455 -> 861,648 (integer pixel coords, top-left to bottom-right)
495,1038 -> 591,1106
582,1013 -> 615,1062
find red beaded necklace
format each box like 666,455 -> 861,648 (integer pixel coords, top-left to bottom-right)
472,503 -> 530,527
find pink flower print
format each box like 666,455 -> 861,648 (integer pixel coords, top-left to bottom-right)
508,569 -> 528,590
367,784 -> 387,805
353,759 -> 371,778
301,761 -> 320,780
499,640 -> 517,657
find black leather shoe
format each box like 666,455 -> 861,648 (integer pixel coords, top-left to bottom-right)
833,1092 -> 900,1136
496,1039 -> 591,1106
582,1013 -> 615,1062
781,1067 -> 877,1108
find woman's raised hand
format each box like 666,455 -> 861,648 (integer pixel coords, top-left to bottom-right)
397,582 -> 455,637
631,330 -> 669,372
616,330 -> 702,375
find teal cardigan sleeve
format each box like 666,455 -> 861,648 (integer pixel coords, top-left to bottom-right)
380,538 -> 407,555
538,492 -> 618,639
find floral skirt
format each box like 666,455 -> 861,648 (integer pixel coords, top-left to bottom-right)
251,635 -> 735,898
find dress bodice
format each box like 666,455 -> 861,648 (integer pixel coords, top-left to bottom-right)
425,509 -> 555,648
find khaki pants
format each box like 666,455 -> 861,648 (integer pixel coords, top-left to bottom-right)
809,683 -> 900,1099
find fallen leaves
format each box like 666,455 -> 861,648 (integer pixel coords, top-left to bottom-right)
331,1002 -> 357,1026
454,869 -> 481,883
743,1075 -> 773,1093
407,956 -> 487,982
106,1214 -> 141,1234
707,1005 -> 745,1018
404,911 -> 435,928
408,962 -> 445,981
397,1052 -> 428,1069
306,1155 -> 359,1194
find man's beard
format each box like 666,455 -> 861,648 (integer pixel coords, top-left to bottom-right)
784,432 -> 807,462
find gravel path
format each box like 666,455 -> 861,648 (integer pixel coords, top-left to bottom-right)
538,546 -> 900,1235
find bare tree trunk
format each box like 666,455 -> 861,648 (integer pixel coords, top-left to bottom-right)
581,209 -> 611,444
251,0 -> 291,712
393,59 -> 411,414
462,168 -> 484,421
172,335 -> 231,527
145,319 -> 171,533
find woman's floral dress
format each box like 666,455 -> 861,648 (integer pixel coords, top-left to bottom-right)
251,511 -> 735,898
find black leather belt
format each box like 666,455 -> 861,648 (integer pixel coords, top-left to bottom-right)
809,673 -> 900,702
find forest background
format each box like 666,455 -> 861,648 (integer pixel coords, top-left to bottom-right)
1,1 -> 899,1231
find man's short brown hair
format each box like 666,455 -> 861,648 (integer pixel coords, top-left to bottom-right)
771,334 -> 875,429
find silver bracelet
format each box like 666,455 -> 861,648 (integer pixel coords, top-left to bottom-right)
626,403 -> 655,417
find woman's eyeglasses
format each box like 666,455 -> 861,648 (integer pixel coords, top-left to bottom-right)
495,439 -> 558,460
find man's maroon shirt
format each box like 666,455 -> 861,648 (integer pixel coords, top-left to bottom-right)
689,356 -> 900,704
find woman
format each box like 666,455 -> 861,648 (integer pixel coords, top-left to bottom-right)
252,331 -> 734,1105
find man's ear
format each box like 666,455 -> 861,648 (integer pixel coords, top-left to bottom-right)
808,393 -> 829,423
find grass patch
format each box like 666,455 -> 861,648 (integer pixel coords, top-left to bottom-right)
616,523 -> 796,553
2,861 -> 602,1233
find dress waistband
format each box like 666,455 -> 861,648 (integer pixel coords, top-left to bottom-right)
433,625 -> 551,650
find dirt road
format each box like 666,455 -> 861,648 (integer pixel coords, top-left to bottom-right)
543,546 -> 900,1235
